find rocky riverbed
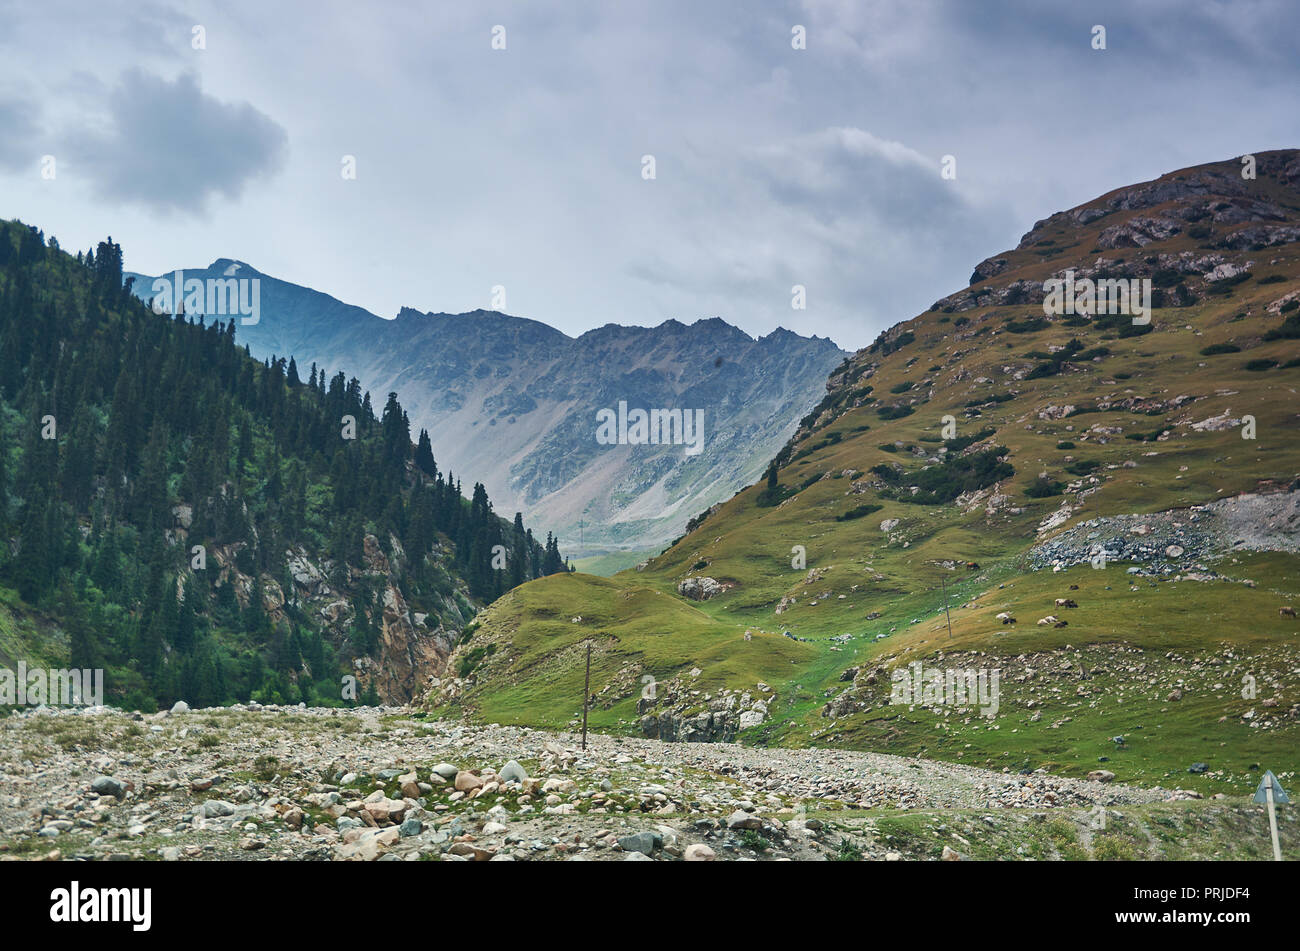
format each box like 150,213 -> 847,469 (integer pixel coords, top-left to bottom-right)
3,703 -> 1256,863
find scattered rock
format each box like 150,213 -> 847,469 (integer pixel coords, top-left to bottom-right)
91,776 -> 127,799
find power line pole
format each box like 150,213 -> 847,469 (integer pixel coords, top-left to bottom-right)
581,641 -> 592,751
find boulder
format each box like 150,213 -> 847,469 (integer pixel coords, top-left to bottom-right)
454,771 -> 484,792
618,831 -> 659,856
726,810 -> 763,831
498,760 -> 528,784
91,776 -> 127,799
677,576 -> 731,601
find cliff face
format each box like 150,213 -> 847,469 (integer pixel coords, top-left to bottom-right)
181,508 -> 473,704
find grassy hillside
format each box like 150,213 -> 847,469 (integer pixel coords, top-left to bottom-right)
429,150 -> 1300,797
427,571 -> 815,732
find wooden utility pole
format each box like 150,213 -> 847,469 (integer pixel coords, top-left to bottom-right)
581,641 -> 592,750
942,574 -> 954,639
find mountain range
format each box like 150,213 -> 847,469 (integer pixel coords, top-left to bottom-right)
123,267 -> 846,560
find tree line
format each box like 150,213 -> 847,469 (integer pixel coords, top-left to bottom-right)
0,220 -> 569,710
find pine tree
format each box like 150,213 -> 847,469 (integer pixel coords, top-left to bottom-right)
0,221 -> 562,707
414,428 -> 436,477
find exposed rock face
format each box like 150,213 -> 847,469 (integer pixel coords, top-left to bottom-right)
636,678 -> 774,742
1190,409 -> 1242,433
195,529 -> 472,705
360,534 -> 470,703
969,257 -> 1009,285
1097,215 -> 1183,248
172,504 -> 193,529
1203,262 -> 1250,282
1028,490 -> 1300,573
1217,223 -> 1300,248
1016,168 -> 1254,248
640,709 -> 741,743
677,576 -> 732,601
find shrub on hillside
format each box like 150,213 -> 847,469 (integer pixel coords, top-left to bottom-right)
1024,476 -> 1065,498
876,404 -> 915,420
835,503 -> 883,522
874,446 -> 1013,505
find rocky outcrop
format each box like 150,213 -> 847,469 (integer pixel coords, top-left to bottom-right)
822,665 -> 887,719
969,257 -> 1009,285
639,709 -> 741,743
637,679 -> 774,742
1097,215 -> 1183,248
677,576 -> 733,601
1016,165 -> 1261,249
1217,223 -> 1300,249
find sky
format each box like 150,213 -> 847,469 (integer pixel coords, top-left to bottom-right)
1,0 -> 1297,351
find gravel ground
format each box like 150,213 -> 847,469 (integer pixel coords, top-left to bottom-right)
0,704 -> 1183,862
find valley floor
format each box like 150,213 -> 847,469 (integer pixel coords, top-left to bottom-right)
2,704 -> 1292,861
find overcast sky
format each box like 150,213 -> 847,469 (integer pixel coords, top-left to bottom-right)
2,0 -> 1296,350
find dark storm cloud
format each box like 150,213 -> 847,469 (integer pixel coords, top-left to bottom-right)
0,94 -> 43,172
624,127 -> 1009,345
1,0 -> 1296,348
0,97 -> 41,172
69,70 -> 287,214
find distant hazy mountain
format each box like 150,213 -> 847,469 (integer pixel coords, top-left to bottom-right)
126,263 -> 846,552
